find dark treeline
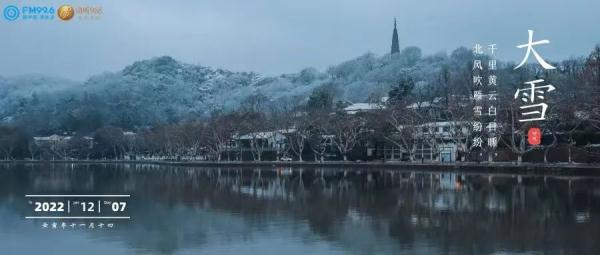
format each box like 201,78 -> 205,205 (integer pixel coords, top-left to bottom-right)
0,45 -> 599,163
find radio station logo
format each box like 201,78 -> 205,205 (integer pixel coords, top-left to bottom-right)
3,5 -> 19,21
2,4 -> 102,22
57,5 -> 74,21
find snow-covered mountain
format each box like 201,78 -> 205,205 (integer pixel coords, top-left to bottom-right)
0,55 -> 330,133
0,46 -> 477,134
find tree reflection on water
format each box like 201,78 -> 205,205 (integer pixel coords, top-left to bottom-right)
0,163 -> 599,255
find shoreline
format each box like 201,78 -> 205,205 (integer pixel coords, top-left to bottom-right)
1,160 -> 600,176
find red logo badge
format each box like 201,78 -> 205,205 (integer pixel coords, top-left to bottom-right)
528,127 -> 541,145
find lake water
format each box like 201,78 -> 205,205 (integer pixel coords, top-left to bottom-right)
1,163 -> 599,255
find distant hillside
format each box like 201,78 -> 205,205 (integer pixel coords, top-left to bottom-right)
0,46 -> 479,134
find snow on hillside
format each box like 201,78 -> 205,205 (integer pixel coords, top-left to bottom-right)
0,46 -> 475,133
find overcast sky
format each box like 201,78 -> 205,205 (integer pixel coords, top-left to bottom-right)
1,0 -> 599,80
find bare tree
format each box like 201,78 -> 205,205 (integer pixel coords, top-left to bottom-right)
379,104 -> 421,162
94,126 -> 126,159
329,113 -> 366,161
168,121 -> 203,160
0,126 -> 20,160
443,100 -> 476,162
501,106 -> 535,164
237,112 -> 270,161
308,132 -> 331,162
578,45 -> 600,127
205,113 -> 236,161
68,135 -> 94,160
283,114 -> 311,162
28,139 -> 39,160
306,112 -> 331,162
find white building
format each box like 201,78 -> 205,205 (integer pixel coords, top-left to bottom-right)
385,121 -> 470,162
33,134 -> 74,150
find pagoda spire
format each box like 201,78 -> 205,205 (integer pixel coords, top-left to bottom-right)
391,18 -> 400,55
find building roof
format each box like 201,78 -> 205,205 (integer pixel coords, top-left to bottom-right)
33,134 -> 72,141
236,129 -> 295,140
406,97 -> 444,109
344,103 -> 383,114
